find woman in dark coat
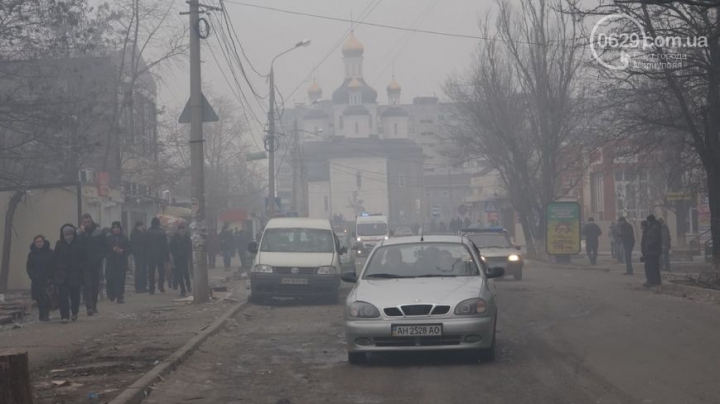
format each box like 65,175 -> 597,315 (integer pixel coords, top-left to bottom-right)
54,224 -> 87,323
26,235 -> 53,322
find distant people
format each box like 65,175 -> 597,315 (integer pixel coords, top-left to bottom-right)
235,228 -> 248,269
130,221 -> 148,293
219,224 -> 235,270
618,217 -> 635,275
78,213 -> 104,316
105,222 -> 130,304
641,215 -> 663,287
463,217 -> 471,229
658,218 -> 672,272
609,222 -> 617,259
207,229 -> 219,268
145,217 -> 169,294
170,224 -> 193,297
582,218 -> 602,265
54,224 -> 86,323
439,222 -> 447,233
26,235 -> 53,322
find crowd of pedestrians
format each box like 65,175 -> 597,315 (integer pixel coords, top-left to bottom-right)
24,214 -> 201,324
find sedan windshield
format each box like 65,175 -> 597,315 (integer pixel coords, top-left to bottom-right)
357,223 -> 388,236
260,228 -> 335,253
466,233 -> 512,248
363,243 -> 480,279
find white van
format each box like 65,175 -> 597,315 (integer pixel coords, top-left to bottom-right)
354,214 -> 389,257
247,218 -> 346,303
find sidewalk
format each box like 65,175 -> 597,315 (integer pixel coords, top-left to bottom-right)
0,264 -> 248,404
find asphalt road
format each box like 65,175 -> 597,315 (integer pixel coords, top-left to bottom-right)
145,262 -> 720,404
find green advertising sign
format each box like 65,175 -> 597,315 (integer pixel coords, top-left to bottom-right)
546,202 -> 581,255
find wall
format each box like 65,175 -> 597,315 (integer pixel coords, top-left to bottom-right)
308,181 -> 330,219
0,187 -> 79,290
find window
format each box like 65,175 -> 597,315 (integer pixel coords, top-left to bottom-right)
394,123 -> 398,135
355,122 -> 359,134
356,171 -> 362,188
324,196 -> 329,212
590,172 -> 603,213
260,228 -> 335,253
399,173 -> 405,188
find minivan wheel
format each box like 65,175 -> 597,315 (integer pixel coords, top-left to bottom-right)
348,352 -> 366,365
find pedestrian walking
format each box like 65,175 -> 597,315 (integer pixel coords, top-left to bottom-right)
170,224 -> 193,297
219,223 -> 235,270
641,215 -> 663,287
658,218 -> 672,272
105,222 -> 130,304
235,228 -> 248,269
463,217 -> 471,229
582,218 -> 602,265
26,235 -> 53,322
618,217 -> 635,275
78,213 -> 104,316
130,221 -> 148,293
53,224 -> 86,323
207,229 -> 219,268
145,217 -> 169,294
609,222 -> 617,259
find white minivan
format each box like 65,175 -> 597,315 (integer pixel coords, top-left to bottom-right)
247,218 -> 346,303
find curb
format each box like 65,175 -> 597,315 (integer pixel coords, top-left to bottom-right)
653,281 -> 720,305
108,298 -> 248,404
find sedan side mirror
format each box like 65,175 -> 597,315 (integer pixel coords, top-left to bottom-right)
339,246 -> 347,255
247,241 -> 258,254
341,271 -> 358,283
487,266 -> 505,279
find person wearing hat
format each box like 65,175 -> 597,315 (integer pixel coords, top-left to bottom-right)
77,213 -> 105,316
53,224 -> 87,323
145,217 -> 169,294
105,222 -> 131,303
170,224 -> 193,297
26,235 -> 54,321
641,214 -> 663,287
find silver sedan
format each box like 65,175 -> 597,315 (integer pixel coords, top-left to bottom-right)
341,235 -> 504,364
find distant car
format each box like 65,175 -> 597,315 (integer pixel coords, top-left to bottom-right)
393,226 -> 413,237
460,228 -> 524,280
341,235 -> 504,364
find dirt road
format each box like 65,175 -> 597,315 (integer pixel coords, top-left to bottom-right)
144,262 -> 720,404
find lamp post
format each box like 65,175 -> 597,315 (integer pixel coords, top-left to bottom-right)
291,125 -> 324,215
266,39 -> 311,219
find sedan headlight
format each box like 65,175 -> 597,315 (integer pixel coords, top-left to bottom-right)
454,298 -> 487,315
251,264 -> 273,273
348,301 -> 380,318
317,265 -> 337,275
508,254 -> 520,262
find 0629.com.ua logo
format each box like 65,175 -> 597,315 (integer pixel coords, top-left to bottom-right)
590,13 -> 707,71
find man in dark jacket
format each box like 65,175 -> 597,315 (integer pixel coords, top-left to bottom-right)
641,214 -> 663,287
618,217 -> 635,275
105,222 -> 131,303
235,228 -> 248,269
130,221 -> 148,293
54,224 -> 87,323
27,235 -> 53,321
582,218 -> 602,265
219,223 -> 235,270
170,224 -> 193,297
145,217 -> 169,294
78,213 -> 104,316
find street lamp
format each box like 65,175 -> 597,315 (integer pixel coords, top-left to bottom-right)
266,39 -> 311,219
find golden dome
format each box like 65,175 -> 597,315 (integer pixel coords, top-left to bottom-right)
387,78 -> 401,93
342,32 -> 364,56
307,81 -> 321,94
348,78 -> 362,89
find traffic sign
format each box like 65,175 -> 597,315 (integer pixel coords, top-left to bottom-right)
666,192 -> 691,201
431,206 -> 440,218
246,151 -> 267,161
178,92 -> 219,123
484,200 -> 497,212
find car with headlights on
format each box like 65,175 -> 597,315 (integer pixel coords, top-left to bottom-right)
341,235 -> 504,364
247,218 -> 346,304
460,228 -> 524,280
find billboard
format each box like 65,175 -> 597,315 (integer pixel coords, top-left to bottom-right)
546,201 -> 581,255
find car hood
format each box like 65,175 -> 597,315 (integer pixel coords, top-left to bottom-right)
353,277 -> 483,307
479,247 -> 518,258
257,252 -> 335,267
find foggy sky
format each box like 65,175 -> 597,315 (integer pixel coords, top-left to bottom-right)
160,0 -> 493,151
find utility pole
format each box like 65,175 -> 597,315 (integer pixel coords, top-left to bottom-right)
187,0 -> 209,304
266,68 -> 277,218
291,117 -> 299,213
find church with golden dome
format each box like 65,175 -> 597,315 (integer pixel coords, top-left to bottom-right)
276,31 -> 473,229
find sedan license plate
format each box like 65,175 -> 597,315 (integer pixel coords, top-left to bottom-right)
392,324 -> 443,337
280,278 -> 308,285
